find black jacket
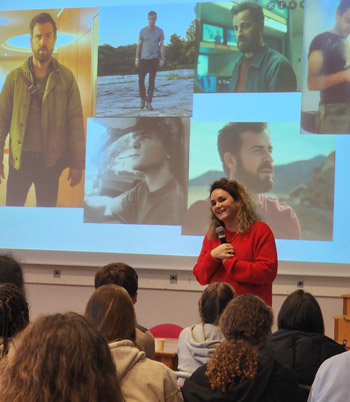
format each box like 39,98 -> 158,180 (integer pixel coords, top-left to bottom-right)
182,349 -> 303,402
265,329 -> 346,386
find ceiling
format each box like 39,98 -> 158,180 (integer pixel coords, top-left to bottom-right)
0,9 -> 63,59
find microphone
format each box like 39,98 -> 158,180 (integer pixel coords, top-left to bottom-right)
215,226 -> 227,244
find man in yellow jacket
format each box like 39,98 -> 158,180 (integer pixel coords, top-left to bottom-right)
0,12 -> 85,207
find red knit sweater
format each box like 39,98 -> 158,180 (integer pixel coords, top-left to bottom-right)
193,221 -> 278,306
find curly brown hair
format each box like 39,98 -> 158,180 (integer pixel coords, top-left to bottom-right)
206,294 -> 273,392
220,294 -> 273,346
206,339 -> 257,392
208,178 -> 258,239
0,312 -> 123,402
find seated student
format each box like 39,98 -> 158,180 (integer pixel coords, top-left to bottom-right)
94,262 -> 155,358
308,349 -> 350,402
182,294 -> 303,402
177,282 -> 236,376
85,284 -> 183,402
0,254 -> 25,295
0,312 -> 123,402
0,284 -> 29,357
265,289 -> 346,400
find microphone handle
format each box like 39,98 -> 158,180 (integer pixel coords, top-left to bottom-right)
219,236 -> 227,244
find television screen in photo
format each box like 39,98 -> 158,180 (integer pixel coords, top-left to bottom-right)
202,23 -> 223,44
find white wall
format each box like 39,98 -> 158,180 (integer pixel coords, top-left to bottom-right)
23,263 -> 350,340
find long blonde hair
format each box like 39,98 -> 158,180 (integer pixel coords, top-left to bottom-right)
208,178 -> 258,239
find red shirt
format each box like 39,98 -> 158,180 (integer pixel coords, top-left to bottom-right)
235,56 -> 254,92
193,221 -> 278,306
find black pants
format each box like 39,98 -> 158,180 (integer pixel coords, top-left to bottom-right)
6,152 -> 65,207
138,58 -> 158,102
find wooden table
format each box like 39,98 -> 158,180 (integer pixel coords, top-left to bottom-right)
334,294 -> 350,350
154,338 -> 178,370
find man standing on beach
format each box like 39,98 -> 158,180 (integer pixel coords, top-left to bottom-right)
135,11 -> 165,111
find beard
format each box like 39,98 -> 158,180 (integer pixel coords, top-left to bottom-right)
32,45 -> 53,63
234,158 -> 274,193
237,29 -> 261,54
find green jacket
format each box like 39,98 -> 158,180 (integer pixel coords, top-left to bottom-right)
0,57 -> 85,170
230,45 -> 297,92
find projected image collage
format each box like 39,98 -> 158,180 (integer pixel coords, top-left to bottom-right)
0,0 -> 344,259
184,0 -> 336,242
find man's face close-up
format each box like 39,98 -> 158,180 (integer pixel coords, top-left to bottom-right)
30,22 -> 56,63
232,130 -> 274,193
148,14 -> 157,28
233,9 -> 262,55
335,8 -> 350,38
130,132 -> 168,173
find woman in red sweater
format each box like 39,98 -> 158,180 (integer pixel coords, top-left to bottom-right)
193,178 -> 277,306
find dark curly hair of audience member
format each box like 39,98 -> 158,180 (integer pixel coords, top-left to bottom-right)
198,282 -> 236,325
0,312 -> 123,402
0,284 -> 29,357
277,289 -> 325,334
206,294 -> 273,392
208,178 -> 258,239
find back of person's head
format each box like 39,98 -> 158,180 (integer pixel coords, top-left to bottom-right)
0,312 -> 123,402
199,282 -> 236,325
206,294 -> 273,392
0,284 -> 29,357
277,289 -> 324,334
95,262 -> 138,298
220,294 -> 273,346
85,284 -> 136,343
231,1 -> 264,24
0,254 -> 25,293
337,0 -> 350,15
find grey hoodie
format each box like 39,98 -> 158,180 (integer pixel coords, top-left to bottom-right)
177,323 -> 224,375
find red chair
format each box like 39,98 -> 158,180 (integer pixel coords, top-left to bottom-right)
149,323 -> 183,338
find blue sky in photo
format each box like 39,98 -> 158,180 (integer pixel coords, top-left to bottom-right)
189,121 -> 336,179
98,3 -> 196,47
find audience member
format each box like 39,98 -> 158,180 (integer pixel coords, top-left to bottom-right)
177,282 -> 236,376
0,283 -> 29,357
85,284 -> 183,402
265,289 -> 346,401
0,254 -> 25,294
182,294 -> 303,402
0,312 -> 123,402
307,349 -> 350,402
94,262 -> 155,358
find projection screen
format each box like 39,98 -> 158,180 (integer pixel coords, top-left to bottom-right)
0,0 -> 349,277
